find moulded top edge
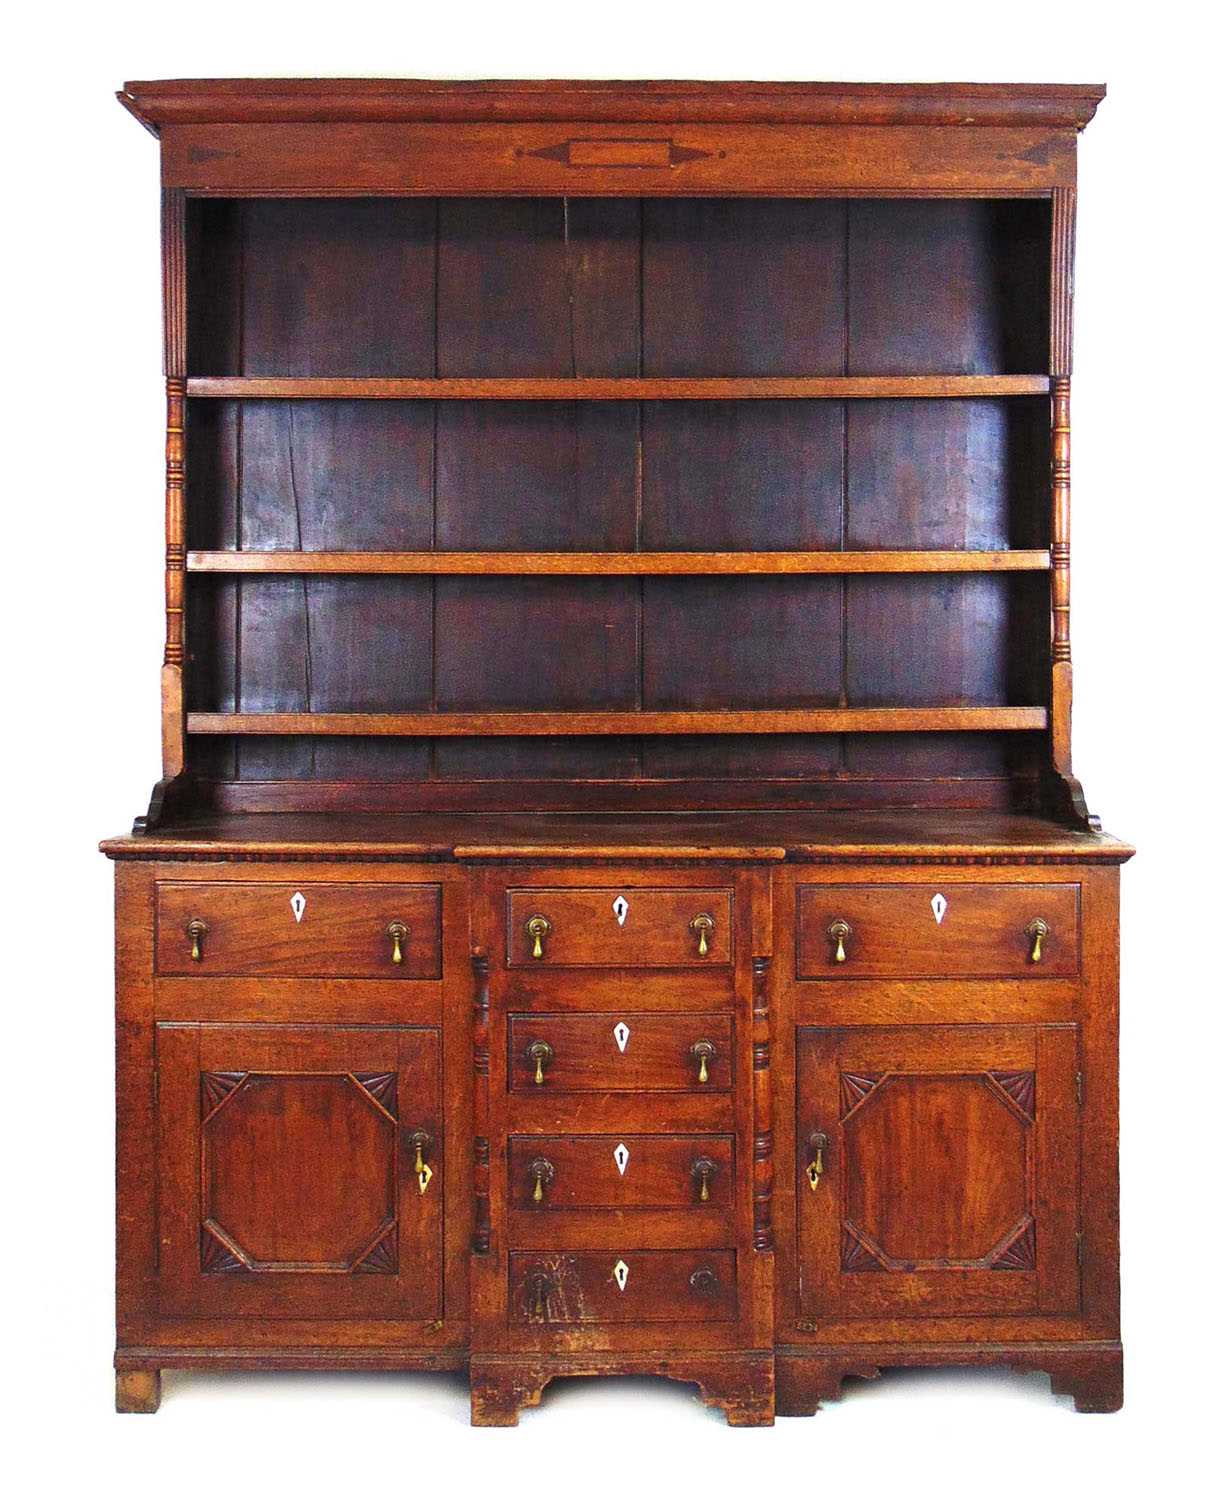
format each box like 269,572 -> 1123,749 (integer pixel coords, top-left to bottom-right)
117,78 -> 1107,135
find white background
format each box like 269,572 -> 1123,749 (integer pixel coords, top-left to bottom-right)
5,2 -> 1215,1494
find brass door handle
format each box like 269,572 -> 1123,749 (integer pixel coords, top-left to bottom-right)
690,912 -> 715,958
691,1156 -> 719,1203
527,1270 -> 554,1321
827,919 -> 851,964
186,919 -> 208,962
689,1266 -> 720,1295
528,1157 -> 555,1204
408,1130 -> 433,1194
806,1131 -> 828,1192
526,1039 -> 553,1086
1025,918 -> 1049,965
690,1039 -> 717,1085
386,921 -> 409,966
525,914 -> 552,960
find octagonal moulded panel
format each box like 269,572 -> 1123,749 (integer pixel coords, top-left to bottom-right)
203,1073 -> 396,1270
844,1073 -> 1029,1267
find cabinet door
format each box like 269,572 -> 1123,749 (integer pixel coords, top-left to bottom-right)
797,1025 -> 1080,1319
155,1024 -> 441,1320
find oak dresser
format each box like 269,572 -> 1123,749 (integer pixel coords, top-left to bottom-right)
104,78 -> 1131,1423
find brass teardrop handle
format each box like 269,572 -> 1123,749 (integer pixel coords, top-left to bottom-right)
186,919 -> 208,962
690,1039 -> 716,1085
527,1269 -> 554,1320
692,1156 -> 719,1203
408,1129 -> 433,1194
690,912 -> 715,958
806,1131 -> 828,1192
528,1157 -> 555,1204
1025,918 -> 1049,965
827,919 -> 852,964
386,921 -> 409,966
688,1266 -> 720,1295
526,1039 -> 553,1086
525,914 -> 552,960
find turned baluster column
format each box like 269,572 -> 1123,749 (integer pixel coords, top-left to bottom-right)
471,948 -> 492,1254
161,375 -> 186,776
1047,186 -> 1093,824
160,187 -> 187,780
1051,375 -> 1072,668
752,955 -> 774,1252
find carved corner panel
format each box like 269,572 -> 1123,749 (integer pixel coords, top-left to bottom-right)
199,1070 -> 399,1275
156,1025 -> 442,1320
798,1025 -> 1081,1319
837,1070 -> 1036,1273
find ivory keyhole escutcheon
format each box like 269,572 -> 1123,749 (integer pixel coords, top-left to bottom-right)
931,892 -> 948,925
613,1021 -> 631,1053
613,1143 -> 630,1176
613,1259 -> 630,1292
290,891 -> 306,923
612,895 -> 629,926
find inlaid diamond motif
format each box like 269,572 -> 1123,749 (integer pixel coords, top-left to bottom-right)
613,1142 -> 630,1176
612,895 -> 629,926
613,1021 -> 631,1053
613,1258 -> 630,1292
931,892 -> 948,926
290,891 -> 307,923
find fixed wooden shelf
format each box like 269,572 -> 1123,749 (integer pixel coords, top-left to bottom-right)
186,549 -> 1051,577
185,375 -> 1052,401
185,707 -> 1049,737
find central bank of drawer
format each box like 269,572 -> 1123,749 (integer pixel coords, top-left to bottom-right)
510,1250 -> 737,1324
506,887 -> 732,966
155,882 -> 442,978
508,1013 -> 733,1093
796,882 -> 1080,979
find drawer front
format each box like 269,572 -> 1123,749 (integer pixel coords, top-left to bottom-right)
508,1013 -> 733,1093
508,1134 -> 734,1212
796,883 -> 1080,979
510,1250 -> 737,1324
155,882 -> 442,978
506,887 -> 732,967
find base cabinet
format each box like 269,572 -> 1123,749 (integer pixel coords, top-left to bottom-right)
110,849 -> 1123,1421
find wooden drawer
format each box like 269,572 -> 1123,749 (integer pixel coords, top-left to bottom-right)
796,883 -> 1080,979
510,1250 -> 737,1324
507,1134 -> 734,1212
508,1013 -> 733,1093
506,887 -> 732,967
155,882 -> 442,978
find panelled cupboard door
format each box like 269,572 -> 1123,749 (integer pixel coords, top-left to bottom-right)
797,1025 -> 1080,1319
155,1024 -> 442,1320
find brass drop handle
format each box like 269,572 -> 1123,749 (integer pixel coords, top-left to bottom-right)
1025,918 -> 1049,965
186,919 -> 208,962
689,1266 -> 720,1295
692,1157 -> 719,1203
386,921 -> 409,966
525,914 -> 552,961
806,1131 -> 828,1192
827,919 -> 852,965
690,1039 -> 717,1085
529,1157 -> 555,1204
526,1039 -> 553,1086
527,1270 -> 554,1320
408,1130 -> 433,1194
690,912 -> 715,958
